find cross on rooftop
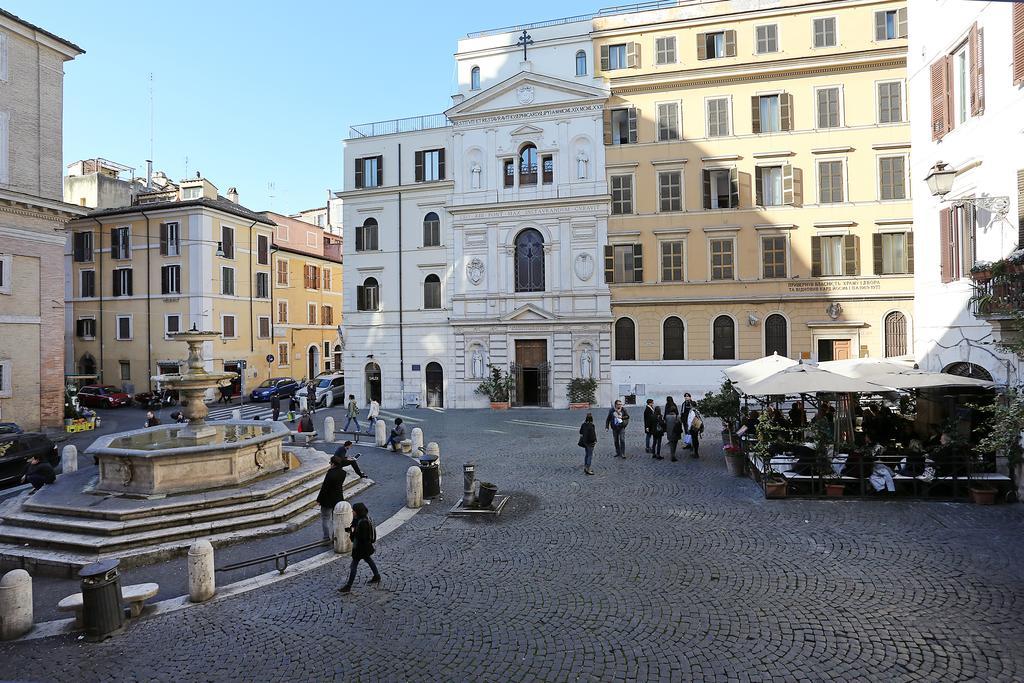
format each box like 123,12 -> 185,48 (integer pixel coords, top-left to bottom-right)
516,30 -> 534,61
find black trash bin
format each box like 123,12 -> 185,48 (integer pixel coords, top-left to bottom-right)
79,559 -> 125,641
418,454 -> 441,499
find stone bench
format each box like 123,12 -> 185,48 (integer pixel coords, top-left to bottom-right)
57,582 -> 160,627
288,431 -> 318,446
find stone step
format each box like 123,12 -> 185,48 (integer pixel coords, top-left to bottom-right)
20,447 -> 332,522
0,468 -> 360,537
0,477 -> 372,555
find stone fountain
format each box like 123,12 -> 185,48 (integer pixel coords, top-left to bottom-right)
86,327 -> 291,495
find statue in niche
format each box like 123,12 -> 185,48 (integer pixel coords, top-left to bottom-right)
471,348 -> 486,379
470,163 -> 482,189
576,149 -> 589,180
580,347 -> 593,379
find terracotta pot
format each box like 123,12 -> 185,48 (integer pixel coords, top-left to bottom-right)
569,403 -> 591,410
489,402 -> 510,411
970,269 -> 992,283
764,480 -> 787,499
969,486 -> 997,505
724,452 -> 744,477
825,483 -> 845,497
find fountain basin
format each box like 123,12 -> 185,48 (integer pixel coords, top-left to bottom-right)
86,420 -> 290,496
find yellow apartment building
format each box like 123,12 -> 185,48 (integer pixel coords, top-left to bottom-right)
66,178 -> 278,396
262,212 -> 344,382
593,0 -> 914,394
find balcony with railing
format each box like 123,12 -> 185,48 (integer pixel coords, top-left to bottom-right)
969,251 -> 1024,328
348,114 -> 450,139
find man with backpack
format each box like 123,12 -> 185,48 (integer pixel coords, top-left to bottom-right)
339,502 -> 381,593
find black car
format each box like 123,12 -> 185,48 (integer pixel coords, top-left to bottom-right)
0,432 -> 59,490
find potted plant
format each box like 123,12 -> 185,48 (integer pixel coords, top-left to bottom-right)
969,261 -> 993,284
753,410 -> 787,498
973,388 -> 1024,503
810,420 -> 844,497
475,365 -> 515,410
566,377 -> 597,409
698,379 -> 741,436
723,443 -> 745,477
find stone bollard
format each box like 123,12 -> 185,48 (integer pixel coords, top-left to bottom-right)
188,540 -> 216,603
333,501 -> 353,554
400,440 -> 413,454
61,445 -> 78,474
411,427 -> 424,453
323,416 -> 335,443
375,419 -> 388,447
406,466 -> 423,509
231,408 -> 241,420
0,569 -> 32,641
425,442 -> 440,467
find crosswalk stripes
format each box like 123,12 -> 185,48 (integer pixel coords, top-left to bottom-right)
506,419 -> 577,431
206,404 -> 274,421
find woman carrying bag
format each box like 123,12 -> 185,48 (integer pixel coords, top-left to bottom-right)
578,413 -> 598,475
651,406 -> 666,460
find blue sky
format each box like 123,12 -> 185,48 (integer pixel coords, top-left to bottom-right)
8,0 -> 597,214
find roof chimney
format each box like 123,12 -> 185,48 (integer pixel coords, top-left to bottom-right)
227,187 -> 239,204
145,159 -> 153,190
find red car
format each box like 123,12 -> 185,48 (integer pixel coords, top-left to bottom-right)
77,385 -> 132,409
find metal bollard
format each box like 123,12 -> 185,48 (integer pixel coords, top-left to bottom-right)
463,462 -> 476,507
0,569 -> 32,641
411,427 -> 424,452
406,466 -> 423,509
61,445 -> 78,474
333,501 -> 353,554
188,540 -> 215,603
375,419 -> 388,447
323,416 -> 335,443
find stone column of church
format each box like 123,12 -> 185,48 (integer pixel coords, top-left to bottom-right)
558,120 -> 570,186
559,218 -> 572,295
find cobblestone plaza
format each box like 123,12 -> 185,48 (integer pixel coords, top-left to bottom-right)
1,408 -> 1023,681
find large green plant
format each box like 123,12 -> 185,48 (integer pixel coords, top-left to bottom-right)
566,377 -> 597,405
975,389 -> 1024,469
475,365 -> 515,402
753,409 -> 785,482
697,379 -> 741,433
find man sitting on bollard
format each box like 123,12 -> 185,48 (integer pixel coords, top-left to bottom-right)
316,443 -> 365,541
22,454 -> 56,494
385,418 -> 405,452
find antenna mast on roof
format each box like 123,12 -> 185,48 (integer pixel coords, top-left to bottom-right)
148,72 -> 154,165
268,181 -> 276,211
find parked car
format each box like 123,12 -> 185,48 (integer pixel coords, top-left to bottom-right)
0,432 -> 59,490
77,385 -> 132,409
133,389 -> 179,410
0,423 -> 22,435
298,374 -> 345,408
249,377 -> 300,402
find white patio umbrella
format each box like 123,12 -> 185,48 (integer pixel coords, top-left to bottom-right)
861,369 -> 994,390
726,353 -> 799,389
740,362 -> 886,396
818,358 -> 916,378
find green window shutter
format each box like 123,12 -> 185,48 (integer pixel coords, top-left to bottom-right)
873,233 -> 884,275
376,156 -> 383,186
438,149 -> 446,180
159,224 -> 168,256
811,236 -> 822,277
751,96 -> 761,134
632,243 -> 643,283
844,235 -> 859,276
604,245 -> 614,283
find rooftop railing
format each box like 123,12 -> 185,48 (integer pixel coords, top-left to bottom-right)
465,0 -> 684,38
348,114 -> 450,139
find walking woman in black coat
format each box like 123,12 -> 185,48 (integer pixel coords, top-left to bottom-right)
578,413 -> 598,475
339,502 -> 380,593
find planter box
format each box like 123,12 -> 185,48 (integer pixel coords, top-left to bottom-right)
825,483 -> 845,497
489,402 -> 510,411
724,452 -> 744,477
969,486 -> 997,505
764,480 -> 787,499
568,403 -> 591,410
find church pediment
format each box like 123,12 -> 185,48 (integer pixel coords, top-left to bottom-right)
501,303 -> 558,322
446,71 -> 608,121
509,124 -> 544,137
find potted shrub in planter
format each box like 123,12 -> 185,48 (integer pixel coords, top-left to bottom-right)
698,379 -> 741,436
753,410 -> 787,498
723,443 -> 745,477
972,388 -> 1024,504
811,420 -> 844,497
566,377 -> 597,410
475,365 -> 515,410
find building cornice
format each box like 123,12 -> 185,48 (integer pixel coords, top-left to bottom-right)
0,188 -> 87,223
335,181 -> 454,200
448,194 -> 611,217
271,243 -> 343,266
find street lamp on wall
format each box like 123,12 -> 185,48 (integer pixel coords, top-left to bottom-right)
925,161 -> 1010,219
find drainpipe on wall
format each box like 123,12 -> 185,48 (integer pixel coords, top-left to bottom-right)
246,218 -> 258,404
398,144 -> 405,403
140,210 -> 153,393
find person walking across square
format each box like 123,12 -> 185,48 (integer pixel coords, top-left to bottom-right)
343,395 -> 361,433
365,399 -> 380,434
578,413 -> 598,475
338,502 -> 380,593
316,444 -> 365,541
605,400 -> 630,459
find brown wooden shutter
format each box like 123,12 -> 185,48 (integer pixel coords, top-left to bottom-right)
702,170 -> 712,209
754,166 -> 764,206
604,245 -> 614,283
632,243 -> 643,282
414,151 -> 424,182
811,236 -> 822,277
875,11 -> 887,40
751,96 -> 761,134
696,34 -> 707,60
969,23 -> 984,116
376,156 -> 383,186
159,223 -> 169,256
782,164 -> 795,205
939,208 -> 952,283
724,30 -> 737,57
600,45 -> 610,71
873,233 -> 884,275
930,58 -> 949,141
1014,3 -> 1024,85
897,7 -> 908,38
603,109 -> 613,146
906,232 -> 914,274
843,235 -> 859,276
792,167 -> 804,206
438,149 -> 446,180
729,167 -> 739,208
780,93 -> 793,131
354,159 -> 363,189
627,107 -> 638,144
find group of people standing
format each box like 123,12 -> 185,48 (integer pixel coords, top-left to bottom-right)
577,394 -> 705,475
